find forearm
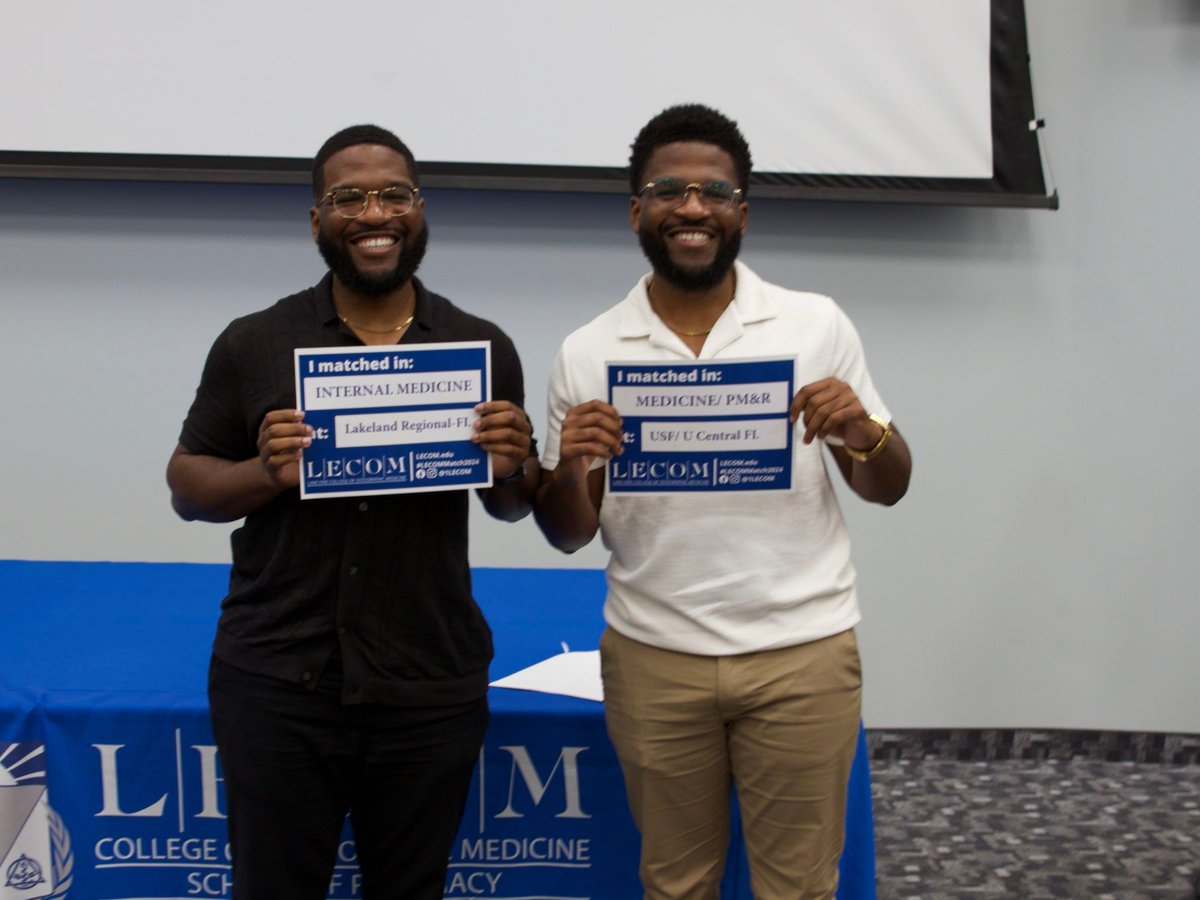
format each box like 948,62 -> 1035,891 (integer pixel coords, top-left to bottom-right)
478,456 -> 538,522
534,465 -> 602,553
166,448 -> 286,523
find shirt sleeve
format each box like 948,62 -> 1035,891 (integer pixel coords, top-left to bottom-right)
828,303 -> 891,424
490,328 -> 538,455
178,326 -> 255,461
540,344 -> 572,471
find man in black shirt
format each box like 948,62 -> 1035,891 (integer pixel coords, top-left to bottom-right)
167,124 -> 537,900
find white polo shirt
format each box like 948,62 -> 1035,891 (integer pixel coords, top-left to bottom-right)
543,262 -> 891,656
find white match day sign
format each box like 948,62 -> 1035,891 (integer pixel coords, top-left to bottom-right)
607,357 -> 795,494
295,341 -> 492,498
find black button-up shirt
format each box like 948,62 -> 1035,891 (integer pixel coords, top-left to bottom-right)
180,274 -> 528,706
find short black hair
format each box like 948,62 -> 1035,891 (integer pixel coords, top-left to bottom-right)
629,104 -> 753,197
312,124 -> 420,199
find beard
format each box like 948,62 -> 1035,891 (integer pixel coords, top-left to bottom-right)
637,224 -> 741,292
317,222 -> 429,296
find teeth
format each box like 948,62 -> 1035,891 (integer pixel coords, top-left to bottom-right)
356,236 -> 397,249
674,231 -> 711,242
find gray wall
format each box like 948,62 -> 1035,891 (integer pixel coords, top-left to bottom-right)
1,2 -> 1196,732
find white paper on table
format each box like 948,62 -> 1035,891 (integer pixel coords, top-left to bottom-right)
489,649 -> 603,703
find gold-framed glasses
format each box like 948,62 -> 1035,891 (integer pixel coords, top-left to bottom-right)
319,185 -> 420,219
638,177 -> 742,210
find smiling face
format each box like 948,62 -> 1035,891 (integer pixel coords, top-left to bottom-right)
310,142 -> 428,296
631,141 -> 748,292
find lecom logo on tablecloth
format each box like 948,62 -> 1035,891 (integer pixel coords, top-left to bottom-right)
0,743 -> 72,900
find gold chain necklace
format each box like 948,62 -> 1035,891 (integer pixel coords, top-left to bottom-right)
338,311 -> 415,334
647,281 -> 716,337
664,320 -> 712,337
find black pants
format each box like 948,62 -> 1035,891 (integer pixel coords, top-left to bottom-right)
208,656 -> 488,900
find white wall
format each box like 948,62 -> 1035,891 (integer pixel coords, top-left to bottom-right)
1,1 -> 1197,732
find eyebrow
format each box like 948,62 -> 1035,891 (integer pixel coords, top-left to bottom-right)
328,181 -> 416,191
644,179 -> 739,192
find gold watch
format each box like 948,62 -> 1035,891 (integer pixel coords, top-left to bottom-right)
843,415 -> 893,462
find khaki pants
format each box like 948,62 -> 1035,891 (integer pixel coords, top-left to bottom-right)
600,627 -> 862,900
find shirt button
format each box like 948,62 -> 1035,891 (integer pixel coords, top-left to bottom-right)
338,625 -> 347,635
349,565 -> 359,576
358,501 -> 369,512
301,671 -> 313,682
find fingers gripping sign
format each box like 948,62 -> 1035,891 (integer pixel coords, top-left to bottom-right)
789,378 -> 881,450
257,409 -> 312,489
559,399 -> 624,475
472,400 -> 533,480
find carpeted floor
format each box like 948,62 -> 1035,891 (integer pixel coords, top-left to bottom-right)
869,735 -> 1200,899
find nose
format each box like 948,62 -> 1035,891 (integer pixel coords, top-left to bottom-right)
359,191 -> 391,223
674,186 -> 709,217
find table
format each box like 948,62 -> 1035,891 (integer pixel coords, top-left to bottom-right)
0,560 -> 875,899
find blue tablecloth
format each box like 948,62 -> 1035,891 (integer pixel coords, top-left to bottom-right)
0,560 -> 875,899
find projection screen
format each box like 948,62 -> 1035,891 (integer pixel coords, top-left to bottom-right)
0,0 -> 1053,207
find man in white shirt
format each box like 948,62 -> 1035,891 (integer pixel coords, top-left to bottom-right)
535,104 -> 912,900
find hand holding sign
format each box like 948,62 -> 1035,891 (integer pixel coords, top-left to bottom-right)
559,400 -> 624,481
256,409 -> 312,490
472,400 -> 534,479
789,378 -> 879,448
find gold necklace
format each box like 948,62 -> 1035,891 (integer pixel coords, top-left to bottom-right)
667,322 -> 711,337
647,281 -> 714,337
338,311 -> 415,334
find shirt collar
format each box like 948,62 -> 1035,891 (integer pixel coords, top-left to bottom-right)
313,272 -> 339,326
405,277 -> 436,336
313,272 -> 435,338
617,261 -> 779,349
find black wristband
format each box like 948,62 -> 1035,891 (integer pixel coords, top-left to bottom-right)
492,460 -> 526,485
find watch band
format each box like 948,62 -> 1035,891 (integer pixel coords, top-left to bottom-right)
843,415 -> 893,462
492,460 -> 527,485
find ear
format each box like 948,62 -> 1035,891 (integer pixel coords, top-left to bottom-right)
629,195 -> 642,233
738,199 -> 749,233
310,204 -> 320,242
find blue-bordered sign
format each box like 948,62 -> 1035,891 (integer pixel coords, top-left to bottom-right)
295,341 -> 491,498
607,357 -> 795,494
